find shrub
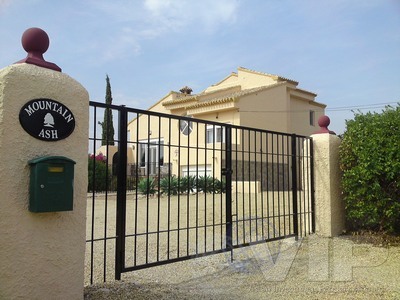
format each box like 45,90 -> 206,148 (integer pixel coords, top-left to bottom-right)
160,175 -> 225,195
179,175 -> 196,193
212,177 -> 226,194
160,176 -> 179,195
88,154 -> 111,192
196,175 -> 211,193
196,175 -> 224,193
339,105 -> 400,233
137,177 -> 156,195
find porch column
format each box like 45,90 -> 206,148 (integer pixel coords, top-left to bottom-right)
0,28 -> 89,299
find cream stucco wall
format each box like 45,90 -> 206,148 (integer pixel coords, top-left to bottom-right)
204,72 -> 239,92
236,67 -> 281,90
311,133 -> 345,237
0,63 -> 89,299
237,84 -> 289,132
205,68 -> 283,92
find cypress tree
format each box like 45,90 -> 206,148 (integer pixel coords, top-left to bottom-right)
100,74 -> 115,145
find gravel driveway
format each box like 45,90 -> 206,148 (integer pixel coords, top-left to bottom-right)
84,233 -> 400,299
85,192 -> 399,299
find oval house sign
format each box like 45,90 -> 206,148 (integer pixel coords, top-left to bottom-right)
19,98 -> 75,141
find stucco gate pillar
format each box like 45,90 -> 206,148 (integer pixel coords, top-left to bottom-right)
0,28 -> 89,299
310,116 -> 345,237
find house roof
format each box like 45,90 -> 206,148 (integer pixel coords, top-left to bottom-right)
164,79 -> 319,112
237,66 -> 299,85
185,82 -> 286,110
287,86 -> 318,97
186,96 -> 236,110
162,85 -> 242,108
160,67 -> 321,113
162,94 -> 197,106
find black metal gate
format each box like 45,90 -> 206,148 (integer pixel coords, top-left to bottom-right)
86,101 -> 314,285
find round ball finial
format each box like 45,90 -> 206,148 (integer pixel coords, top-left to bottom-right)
318,115 -> 330,128
21,27 -> 49,54
15,27 -> 61,72
314,115 -> 336,135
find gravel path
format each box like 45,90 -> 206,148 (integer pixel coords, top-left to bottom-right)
84,234 -> 400,299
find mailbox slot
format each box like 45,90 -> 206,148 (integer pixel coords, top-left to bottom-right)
29,156 -> 75,212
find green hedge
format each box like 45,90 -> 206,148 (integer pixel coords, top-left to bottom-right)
339,105 -> 400,233
139,175 -> 226,195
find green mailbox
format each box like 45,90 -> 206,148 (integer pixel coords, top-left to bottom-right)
28,156 -> 76,212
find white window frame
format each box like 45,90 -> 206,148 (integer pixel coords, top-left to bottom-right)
206,123 -> 230,143
138,138 -> 164,175
181,164 -> 212,177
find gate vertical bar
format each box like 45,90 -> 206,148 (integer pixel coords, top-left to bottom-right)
309,138 -> 316,233
224,125 -> 233,260
115,106 -> 128,280
291,134 -> 299,239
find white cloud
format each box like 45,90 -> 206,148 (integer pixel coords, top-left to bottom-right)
144,0 -> 173,13
0,0 -> 13,13
83,0 -> 239,63
143,0 -> 239,33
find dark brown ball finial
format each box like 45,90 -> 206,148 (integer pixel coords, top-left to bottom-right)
15,27 -> 61,72
318,115 -> 330,128
314,115 -> 336,135
21,27 -> 50,54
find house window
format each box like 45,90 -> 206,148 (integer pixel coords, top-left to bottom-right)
309,110 -> 315,126
138,139 -> 164,175
206,125 -> 226,143
181,165 -> 212,177
139,143 -> 146,167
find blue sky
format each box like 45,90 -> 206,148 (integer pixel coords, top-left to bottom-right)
1,0 -> 399,134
